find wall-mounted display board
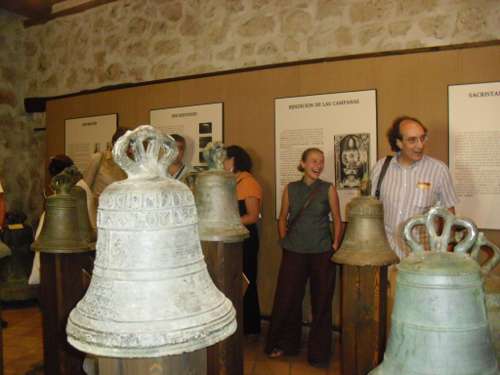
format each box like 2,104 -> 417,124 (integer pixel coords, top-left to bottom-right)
449,81 -> 500,229
65,113 -> 118,172
275,90 -> 377,220
150,103 -> 223,169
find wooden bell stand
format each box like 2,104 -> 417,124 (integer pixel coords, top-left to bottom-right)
39,249 -> 94,375
97,350 -> 207,375
339,265 -> 389,375
201,240 -> 244,375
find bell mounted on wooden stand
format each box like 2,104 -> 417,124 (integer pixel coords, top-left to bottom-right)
33,172 -> 93,375
370,205 -> 500,375
194,142 -> 249,243
331,194 -> 399,375
66,126 -> 236,364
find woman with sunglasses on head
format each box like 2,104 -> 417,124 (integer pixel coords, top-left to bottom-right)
265,147 -> 343,368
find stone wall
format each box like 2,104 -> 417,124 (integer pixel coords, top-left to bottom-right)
0,10 -> 45,226
25,0 -> 500,97
2,0 -> 499,224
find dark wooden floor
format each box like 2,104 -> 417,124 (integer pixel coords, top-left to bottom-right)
2,306 -> 341,375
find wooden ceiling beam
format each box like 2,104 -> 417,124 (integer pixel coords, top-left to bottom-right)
0,0 -> 51,19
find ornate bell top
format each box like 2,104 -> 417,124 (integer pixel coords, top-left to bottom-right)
98,127 -> 195,232
203,142 -> 226,171
402,205 -> 500,277
67,126 -> 236,358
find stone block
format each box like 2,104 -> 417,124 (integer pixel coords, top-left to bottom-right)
389,20 -> 412,37
216,46 -> 236,61
282,9 -> 312,35
419,15 -> 450,39
180,15 -> 202,37
316,0 -> 345,20
154,39 -> 181,55
0,89 -> 17,108
238,15 -> 275,37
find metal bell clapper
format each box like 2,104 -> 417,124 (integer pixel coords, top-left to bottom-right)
194,142 -> 249,243
370,205 -> 500,375
32,173 -> 89,253
66,125 -> 236,358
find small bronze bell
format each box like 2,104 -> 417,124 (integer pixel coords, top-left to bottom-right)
194,142 -> 249,243
332,196 -> 399,266
370,205 -> 500,375
32,174 -> 89,253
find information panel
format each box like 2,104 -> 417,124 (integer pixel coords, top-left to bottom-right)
150,103 -> 223,169
65,114 -> 118,172
449,81 -> 500,229
275,90 -> 377,220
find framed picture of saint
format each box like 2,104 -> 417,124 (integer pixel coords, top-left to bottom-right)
334,133 -> 370,189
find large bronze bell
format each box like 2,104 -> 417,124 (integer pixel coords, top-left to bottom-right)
370,205 -> 500,375
66,126 -> 236,358
32,174 -> 89,253
194,142 -> 249,243
332,196 -> 399,266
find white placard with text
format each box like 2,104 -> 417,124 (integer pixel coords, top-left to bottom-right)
449,81 -> 500,229
150,103 -> 223,169
65,114 -> 118,172
275,90 -> 377,220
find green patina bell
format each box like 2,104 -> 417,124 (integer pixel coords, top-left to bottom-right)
194,142 -> 249,243
370,205 -> 500,375
32,173 -> 89,253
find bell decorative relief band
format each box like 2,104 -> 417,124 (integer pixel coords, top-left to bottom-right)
66,126 -> 236,358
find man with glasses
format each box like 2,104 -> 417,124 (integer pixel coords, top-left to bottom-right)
371,116 -> 458,260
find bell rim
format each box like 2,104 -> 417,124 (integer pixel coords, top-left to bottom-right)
198,227 -> 250,243
66,309 -> 237,358
331,248 -> 399,266
32,242 -> 93,253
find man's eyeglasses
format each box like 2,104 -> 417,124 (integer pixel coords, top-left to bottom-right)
402,135 -> 428,145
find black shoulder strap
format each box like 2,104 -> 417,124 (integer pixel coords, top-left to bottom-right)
375,156 -> 393,199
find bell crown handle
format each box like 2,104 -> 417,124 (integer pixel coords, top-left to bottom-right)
113,125 -> 178,179
203,142 -> 226,171
470,232 -> 500,275
403,205 -> 478,254
50,173 -> 74,195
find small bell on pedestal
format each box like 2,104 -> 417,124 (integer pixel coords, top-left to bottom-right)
194,142 -> 248,243
32,173 -> 89,253
370,206 -> 499,375
66,126 -> 236,359
331,192 -> 398,374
